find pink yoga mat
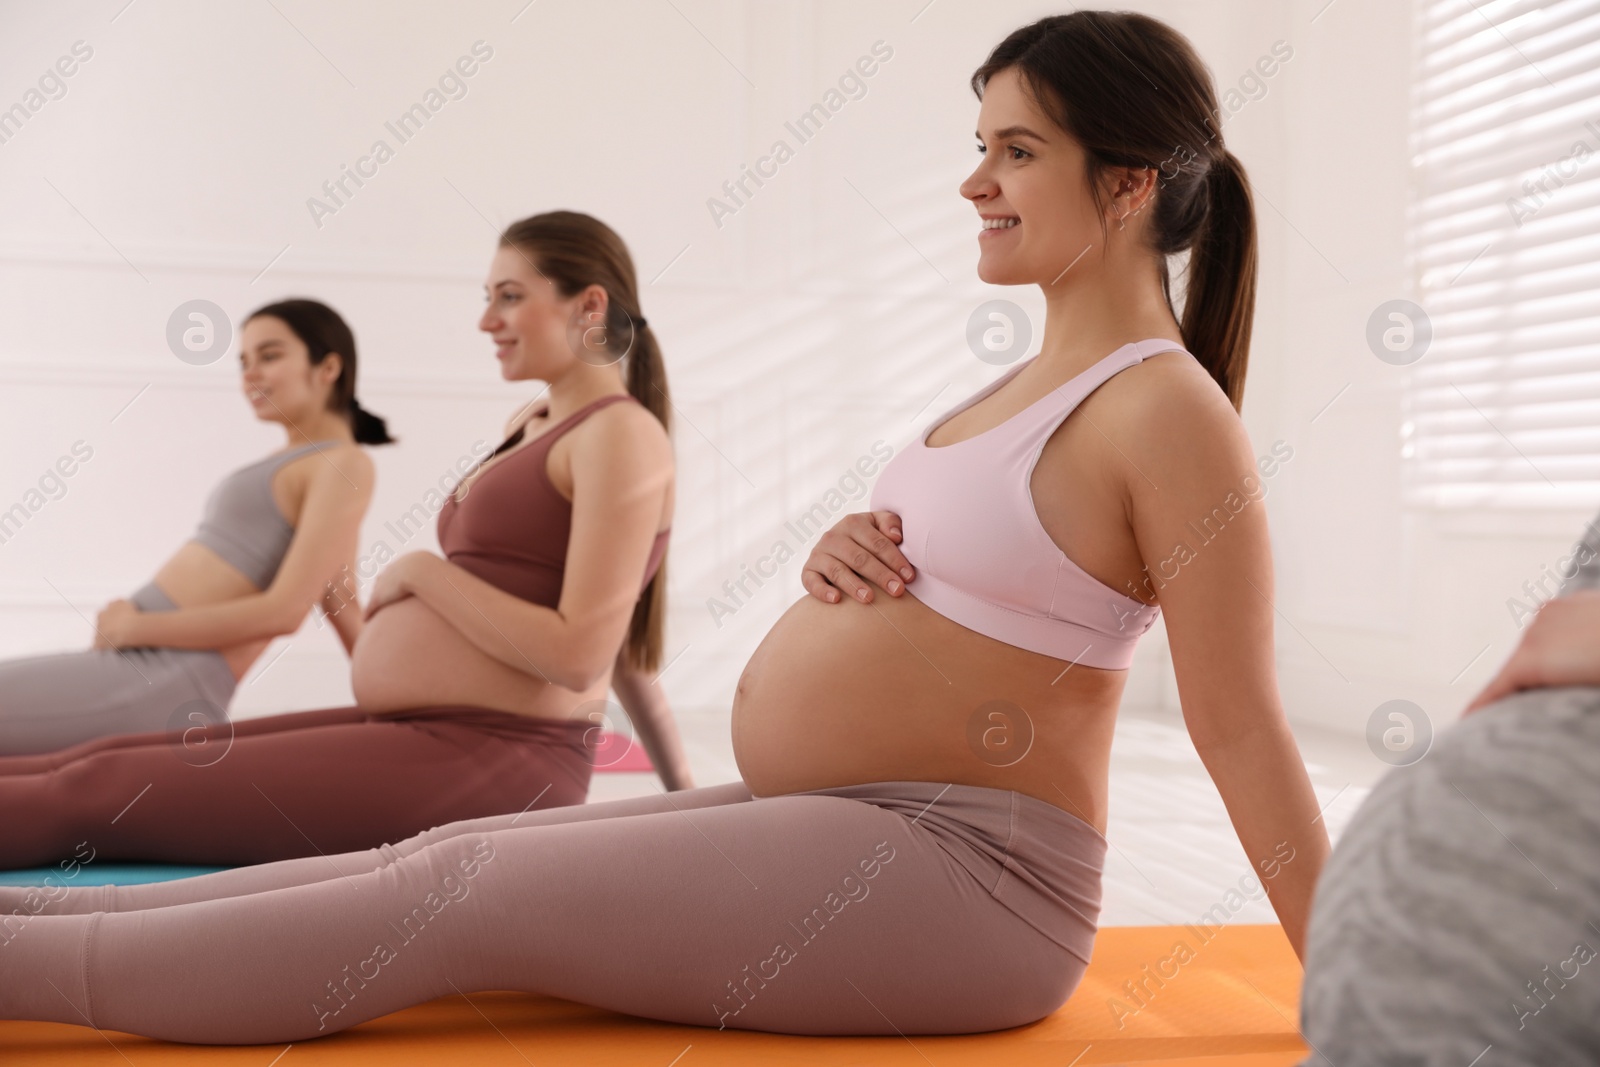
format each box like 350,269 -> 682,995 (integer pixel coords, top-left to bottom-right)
589,730 -> 654,772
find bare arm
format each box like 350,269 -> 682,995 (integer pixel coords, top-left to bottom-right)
392,404 -> 672,692
315,564 -> 365,657
126,448 -> 376,651
610,648 -> 695,790
1119,360 -> 1328,962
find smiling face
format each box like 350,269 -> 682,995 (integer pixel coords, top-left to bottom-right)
238,314 -> 340,425
961,66 -> 1130,287
478,244 -> 617,381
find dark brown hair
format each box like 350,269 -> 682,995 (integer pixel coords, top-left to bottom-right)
244,298 -> 396,444
500,210 -> 671,672
971,11 -> 1258,411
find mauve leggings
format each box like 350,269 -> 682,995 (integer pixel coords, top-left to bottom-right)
0,780 -> 1105,1043
0,704 -> 593,868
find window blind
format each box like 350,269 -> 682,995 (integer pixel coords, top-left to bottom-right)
1404,0 -> 1600,510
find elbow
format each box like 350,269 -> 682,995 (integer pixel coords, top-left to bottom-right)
557,657 -> 610,693
265,600 -> 310,640
550,635 -> 612,692
269,617 -> 303,641
1188,716 -> 1281,758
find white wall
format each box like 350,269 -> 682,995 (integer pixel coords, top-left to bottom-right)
0,0 -> 1577,743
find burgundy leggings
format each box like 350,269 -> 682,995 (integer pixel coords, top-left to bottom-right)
0,704 -> 593,868
0,780 -> 1105,1042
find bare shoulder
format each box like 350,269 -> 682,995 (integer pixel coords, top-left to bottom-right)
566,399 -> 674,513
575,396 -> 672,461
1096,350 -> 1252,480
1097,348 -> 1230,419
309,442 -> 376,495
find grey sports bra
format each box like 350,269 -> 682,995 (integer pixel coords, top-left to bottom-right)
188,440 -> 337,589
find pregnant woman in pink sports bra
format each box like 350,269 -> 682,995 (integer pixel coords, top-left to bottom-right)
0,12 -> 1326,1044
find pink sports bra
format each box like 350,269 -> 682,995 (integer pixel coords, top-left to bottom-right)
869,338 -> 1192,670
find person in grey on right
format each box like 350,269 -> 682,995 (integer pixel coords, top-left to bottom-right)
1298,507 -> 1600,1065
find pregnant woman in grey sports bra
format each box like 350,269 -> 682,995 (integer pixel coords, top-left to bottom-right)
0,299 -> 390,756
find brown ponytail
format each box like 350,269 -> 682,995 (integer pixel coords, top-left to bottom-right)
499,211 -> 671,672
970,12 -> 1258,411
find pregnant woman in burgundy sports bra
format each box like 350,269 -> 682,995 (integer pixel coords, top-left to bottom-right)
0,210 -> 684,867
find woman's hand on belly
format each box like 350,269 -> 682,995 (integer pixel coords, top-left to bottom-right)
361,551 -> 428,620
91,599 -> 140,649
800,510 -> 914,604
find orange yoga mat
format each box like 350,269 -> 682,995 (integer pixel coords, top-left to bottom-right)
4,923 -> 1308,1065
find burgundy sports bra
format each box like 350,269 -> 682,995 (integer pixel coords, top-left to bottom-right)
437,394 -> 670,609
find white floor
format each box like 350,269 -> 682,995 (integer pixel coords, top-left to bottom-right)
586,702 -> 1383,928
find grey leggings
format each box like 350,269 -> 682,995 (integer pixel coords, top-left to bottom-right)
0,582 -> 235,757
0,779 -> 1105,1043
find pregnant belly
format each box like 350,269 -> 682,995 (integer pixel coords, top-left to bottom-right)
351,596 -> 590,717
731,588 -> 1128,827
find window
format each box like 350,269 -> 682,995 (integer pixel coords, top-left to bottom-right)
1404,0 -> 1600,510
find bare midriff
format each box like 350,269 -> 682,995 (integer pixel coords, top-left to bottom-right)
145,542 -> 275,682
730,586 -> 1127,833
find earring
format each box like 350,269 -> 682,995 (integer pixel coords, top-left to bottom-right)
1116,181 -> 1136,230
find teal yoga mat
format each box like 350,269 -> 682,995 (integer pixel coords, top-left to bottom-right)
0,864 -> 228,887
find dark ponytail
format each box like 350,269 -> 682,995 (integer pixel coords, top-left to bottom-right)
347,396 -> 396,446
499,211 -> 670,672
1182,150 -> 1256,412
244,298 -> 397,445
970,11 -> 1258,411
